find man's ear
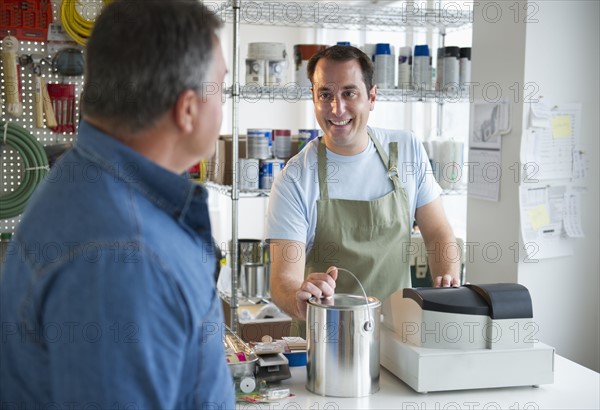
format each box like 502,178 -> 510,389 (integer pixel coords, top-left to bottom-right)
369,85 -> 377,111
173,90 -> 198,134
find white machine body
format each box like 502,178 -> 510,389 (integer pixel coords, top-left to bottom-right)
380,284 -> 555,393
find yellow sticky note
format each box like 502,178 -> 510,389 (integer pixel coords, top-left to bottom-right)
528,205 -> 551,230
551,115 -> 572,139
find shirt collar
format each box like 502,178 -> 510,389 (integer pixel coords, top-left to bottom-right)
74,120 -> 211,235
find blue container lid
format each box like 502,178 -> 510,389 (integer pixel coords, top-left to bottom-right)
375,43 -> 391,55
337,41 -> 351,46
414,44 -> 430,57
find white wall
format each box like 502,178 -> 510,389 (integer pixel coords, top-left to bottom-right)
467,0 -> 599,371
518,0 -> 600,373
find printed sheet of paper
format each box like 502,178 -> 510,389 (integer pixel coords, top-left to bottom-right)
519,185 -> 574,259
563,189 -> 584,238
467,149 -> 501,202
525,103 -> 581,181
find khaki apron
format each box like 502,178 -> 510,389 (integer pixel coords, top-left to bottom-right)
293,131 -> 412,337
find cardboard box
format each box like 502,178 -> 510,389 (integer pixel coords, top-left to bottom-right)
221,298 -> 293,343
208,135 -> 247,185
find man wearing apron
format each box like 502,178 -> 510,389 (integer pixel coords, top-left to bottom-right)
266,46 -> 461,333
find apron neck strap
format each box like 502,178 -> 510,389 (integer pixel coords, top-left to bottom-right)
370,131 -> 400,189
317,130 -> 401,199
317,138 -> 329,200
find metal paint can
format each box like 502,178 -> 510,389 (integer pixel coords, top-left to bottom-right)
272,129 -> 292,159
247,128 -> 272,159
293,44 -> 328,87
246,59 -> 265,85
306,294 -> 381,397
267,60 -> 288,85
259,159 -> 285,190
238,158 -> 259,191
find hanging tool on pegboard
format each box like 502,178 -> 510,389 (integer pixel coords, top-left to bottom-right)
0,0 -> 53,42
60,0 -> 113,46
32,60 -> 57,129
47,83 -> 75,134
1,34 -> 23,118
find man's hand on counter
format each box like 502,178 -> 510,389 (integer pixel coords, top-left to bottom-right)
295,266 -> 338,320
433,273 -> 461,288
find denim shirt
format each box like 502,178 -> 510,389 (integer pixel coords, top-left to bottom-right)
0,121 -> 235,409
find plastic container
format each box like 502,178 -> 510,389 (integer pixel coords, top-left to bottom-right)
412,44 -> 431,91
443,46 -> 460,89
460,47 -> 471,89
397,46 -> 412,89
374,43 -> 395,89
283,351 -> 307,366
436,47 -> 445,91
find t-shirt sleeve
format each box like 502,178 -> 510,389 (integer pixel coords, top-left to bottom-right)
413,134 -> 442,208
265,162 -> 309,244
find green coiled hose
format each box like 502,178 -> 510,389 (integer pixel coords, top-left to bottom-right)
0,122 -> 49,219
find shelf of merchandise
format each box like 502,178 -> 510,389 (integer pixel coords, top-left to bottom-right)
228,85 -> 471,102
218,1 -> 473,33
223,0 -> 473,333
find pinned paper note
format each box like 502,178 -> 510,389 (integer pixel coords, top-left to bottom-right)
528,204 -> 551,230
551,115 -> 572,139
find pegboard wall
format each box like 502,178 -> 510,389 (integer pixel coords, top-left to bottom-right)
1,0 -> 91,234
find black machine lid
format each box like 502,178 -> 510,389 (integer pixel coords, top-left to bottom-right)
402,283 -> 533,319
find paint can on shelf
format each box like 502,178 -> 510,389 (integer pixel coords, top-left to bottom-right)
298,129 -> 321,151
259,158 -> 285,190
247,128 -> 272,159
239,158 -> 260,191
273,129 -> 292,159
294,44 -> 328,87
247,42 -> 287,86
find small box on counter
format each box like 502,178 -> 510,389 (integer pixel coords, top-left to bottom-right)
221,298 -> 292,343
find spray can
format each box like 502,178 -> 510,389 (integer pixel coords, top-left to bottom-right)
459,47 -> 471,91
443,46 -> 460,90
397,46 -> 412,90
412,45 -> 431,91
435,48 -> 445,91
374,43 -> 395,89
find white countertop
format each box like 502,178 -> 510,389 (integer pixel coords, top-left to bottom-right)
238,355 -> 599,409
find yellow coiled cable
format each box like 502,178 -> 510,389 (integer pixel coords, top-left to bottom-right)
60,0 -> 112,47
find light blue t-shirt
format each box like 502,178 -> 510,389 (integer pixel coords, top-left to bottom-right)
266,126 -> 441,252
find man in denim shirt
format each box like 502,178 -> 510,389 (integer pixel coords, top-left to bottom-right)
0,1 -> 234,408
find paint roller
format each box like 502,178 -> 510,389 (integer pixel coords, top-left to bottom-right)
1,35 -> 23,117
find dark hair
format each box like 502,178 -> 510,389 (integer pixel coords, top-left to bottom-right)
81,0 -> 222,135
306,45 -> 374,94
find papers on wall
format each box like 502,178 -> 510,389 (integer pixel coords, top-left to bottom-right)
470,100 -> 511,150
467,149 -> 502,202
524,102 -> 582,181
468,100 -> 511,201
563,189 -> 585,238
518,101 -> 586,259
519,185 -> 575,260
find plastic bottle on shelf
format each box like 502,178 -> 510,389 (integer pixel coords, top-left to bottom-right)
412,44 -> 431,91
397,46 -> 412,90
435,47 -> 445,91
459,47 -> 471,91
374,43 -> 395,89
443,46 -> 460,92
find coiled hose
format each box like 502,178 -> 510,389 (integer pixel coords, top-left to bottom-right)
60,0 -> 113,46
0,122 -> 49,219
